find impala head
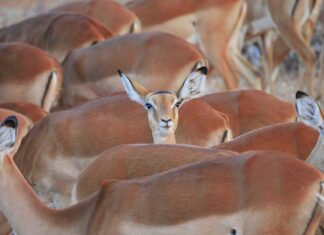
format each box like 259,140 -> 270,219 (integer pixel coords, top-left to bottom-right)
0,116 -> 18,159
295,91 -> 324,135
118,67 -> 207,144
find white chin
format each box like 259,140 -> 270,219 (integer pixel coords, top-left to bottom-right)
159,127 -> 173,134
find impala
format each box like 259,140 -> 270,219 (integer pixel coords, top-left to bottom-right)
0,42 -> 63,112
234,0 -> 323,91
0,116 -> 323,234
0,12 -> 113,62
51,0 -> 141,35
125,0 -> 247,90
14,91 -> 231,208
253,0 -> 323,94
61,32 -> 208,107
201,89 -> 296,137
118,66 -> 207,144
71,91 -> 317,205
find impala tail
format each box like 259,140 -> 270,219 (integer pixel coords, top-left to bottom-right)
41,71 -> 60,112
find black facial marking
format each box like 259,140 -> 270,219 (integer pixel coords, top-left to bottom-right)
145,103 -> 153,110
175,99 -> 183,108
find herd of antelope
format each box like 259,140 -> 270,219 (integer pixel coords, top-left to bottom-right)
0,0 -> 323,234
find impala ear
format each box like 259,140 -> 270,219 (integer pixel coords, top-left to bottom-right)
295,91 -> 324,132
0,116 -> 18,158
177,66 -> 207,102
118,70 -> 150,105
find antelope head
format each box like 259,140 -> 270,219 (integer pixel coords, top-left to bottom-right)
118,67 -> 207,144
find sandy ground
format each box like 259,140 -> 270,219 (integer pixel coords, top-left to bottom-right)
0,0 -> 323,105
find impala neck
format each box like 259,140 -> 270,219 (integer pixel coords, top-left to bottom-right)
0,155 -> 97,235
153,133 -> 176,144
307,131 -> 324,171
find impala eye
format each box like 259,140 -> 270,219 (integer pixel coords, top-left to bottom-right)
145,103 -> 153,110
175,100 -> 183,108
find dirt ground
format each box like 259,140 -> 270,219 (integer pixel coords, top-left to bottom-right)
0,0 -> 323,105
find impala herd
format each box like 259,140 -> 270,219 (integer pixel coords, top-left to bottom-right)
0,0 -> 323,234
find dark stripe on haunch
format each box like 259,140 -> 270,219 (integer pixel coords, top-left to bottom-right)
291,0 -> 300,17
41,71 -> 55,109
221,130 -> 228,143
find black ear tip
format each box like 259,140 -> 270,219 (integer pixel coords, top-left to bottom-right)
296,90 -> 309,99
3,116 -> 18,129
117,69 -> 123,76
198,66 -> 208,75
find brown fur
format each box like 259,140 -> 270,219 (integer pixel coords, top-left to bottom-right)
0,101 -> 47,123
201,89 -> 296,137
51,0 -> 140,35
1,150 -> 324,234
61,32 -> 207,107
126,0 -> 246,89
74,122 -> 319,203
0,12 -> 113,62
0,42 -> 63,111
13,93 -> 230,207
217,122 -> 319,160
75,145 -> 236,202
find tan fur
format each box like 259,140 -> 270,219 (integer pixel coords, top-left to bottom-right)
201,89 -> 296,137
0,12 -> 114,62
0,42 -> 63,112
51,0 -> 141,35
73,122 -> 319,204
217,122 -> 319,160
13,93 -> 230,208
239,0 -> 322,91
74,145 -> 236,203
1,150 -> 324,234
0,101 -> 47,123
126,0 -> 246,90
61,32 -> 207,107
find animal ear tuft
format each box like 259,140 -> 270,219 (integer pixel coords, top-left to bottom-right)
177,66 -> 207,101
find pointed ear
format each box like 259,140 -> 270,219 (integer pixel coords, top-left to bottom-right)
118,70 -> 150,105
177,66 -> 207,101
295,91 -> 324,130
0,116 -> 18,158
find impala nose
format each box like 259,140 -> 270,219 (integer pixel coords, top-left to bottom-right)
160,118 -> 174,128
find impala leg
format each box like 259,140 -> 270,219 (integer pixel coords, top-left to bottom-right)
228,2 -> 265,90
196,2 -> 246,90
267,0 -> 321,95
196,27 -> 239,90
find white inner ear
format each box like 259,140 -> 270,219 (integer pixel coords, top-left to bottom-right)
0,126 -> 16,159
177,69 -> 206,101
296,95 -> 323,129
119,71 -> 145,105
